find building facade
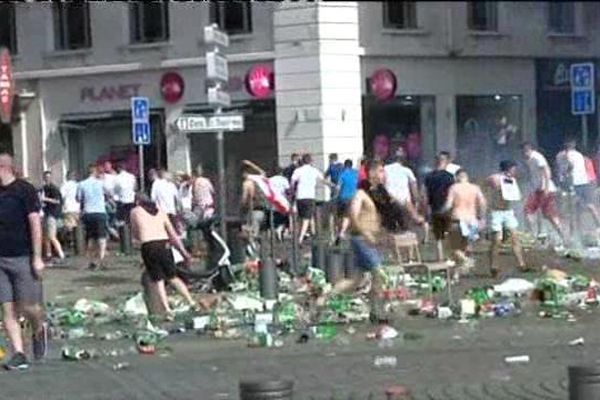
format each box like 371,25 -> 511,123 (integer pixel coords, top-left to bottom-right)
1,2 -> 599,198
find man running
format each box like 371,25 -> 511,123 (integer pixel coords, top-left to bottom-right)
556,138 -> 600,232
317,160 -> 387,322
41,171 -> 65,262
486,160 -> 527,277
191,163 -> 215,223
291,153 -> 329,245
0,153 -> 47,370
336,159 -> 359,242
151,170 -> 180,230
61,170 -> 80,252
77,164 -> 109,270
423,153 -> 456,261
440,151 -> 461,176
521,142 -> 566,245
384,153 -> 427,229
443,169 -> 486,271
114,163 -> 137,226
283,153 -> 300,183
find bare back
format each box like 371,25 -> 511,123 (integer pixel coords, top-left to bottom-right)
350,189 -> 381,241
448,182 -> 485,223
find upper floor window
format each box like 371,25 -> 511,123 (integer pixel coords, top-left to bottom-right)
0,4 -> 17,54
383,2 -> 417,30
53,3 -> 91,50
548,2 -> 575,34
467,2 -> 498,31
130,3 -> 169,44
209,2 -> 252,35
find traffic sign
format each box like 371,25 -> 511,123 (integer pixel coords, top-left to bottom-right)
132,121 -> 151,145
208,86 -> 231,107
206,51 -> 228,82
570,63 -> 595,115
204,24 -> 229,48
131,97 -> 149,122
131,97 -> 151,145
176,114 -> 244,133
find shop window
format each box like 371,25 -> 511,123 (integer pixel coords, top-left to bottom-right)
467,2 -> 498,32
130,3 -> 170,44
53,3 -> 91,50
209,2 -> 252,35
456,95 -> 522,180
383,2 -> 418,30
0,4 -> 16,54
362,96 -> 436,178
548,2 -> 575,34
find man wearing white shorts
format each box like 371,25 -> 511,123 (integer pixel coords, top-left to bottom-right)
486,160 -> 526,277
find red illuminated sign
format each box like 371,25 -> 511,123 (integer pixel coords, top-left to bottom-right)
0,48 -> 14,124
160,72 -> 185,104
370,68 -> 397,101
245,64 -> 274,98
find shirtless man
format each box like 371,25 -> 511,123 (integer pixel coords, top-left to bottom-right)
443,169 -> 486,272
317,160 -> 387,322
486,160 -> 526,277
241,160 -> 267,239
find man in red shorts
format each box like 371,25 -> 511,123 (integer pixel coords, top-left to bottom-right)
521,142 -> 566,246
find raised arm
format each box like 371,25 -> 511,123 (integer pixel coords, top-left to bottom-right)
242,160 -> 266,176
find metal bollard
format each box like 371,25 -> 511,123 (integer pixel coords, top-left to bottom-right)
74,224 -> 86,256
569,365 -> 600,400
344,248 -> 360,279
259,257 -> 278,300
325,249 -> 344,284
119,224 -> 132,255
311,240 -> 327,269
239,380 -> 294,400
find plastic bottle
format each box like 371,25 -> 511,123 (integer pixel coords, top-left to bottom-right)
374,356 -> 397,368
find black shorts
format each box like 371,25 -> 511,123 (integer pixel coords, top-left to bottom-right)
297,199 -> 316,220
431,213 -> 451,241
116,202 -> 135,224
141,240 -> 177,282
337,200 -> 351,218
272,211 -> 289,228
82,213 -> 108,240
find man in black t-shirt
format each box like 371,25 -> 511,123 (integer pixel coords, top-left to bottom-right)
423,153 -> 456,261
282,153 -> 300,183
0,153 -> 47,370
41,171 -> 65,262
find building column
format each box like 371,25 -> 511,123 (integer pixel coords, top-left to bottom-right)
165,104 -> 191,174
274,2 -> 363,176
435,94 -> 457,155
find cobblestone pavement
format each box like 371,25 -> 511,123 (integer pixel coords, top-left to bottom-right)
4,241 -> 598,400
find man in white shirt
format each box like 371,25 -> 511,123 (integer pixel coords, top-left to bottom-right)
61,170 -> 80,233
384,154 -> 418,205
100,161 -> 119,240
269,167 -> 291,240
291,153 -> 328,245
522,142 -> 566,245
151,170 -> 180,228
114,163 -> 137,225
556,138 -> 600,229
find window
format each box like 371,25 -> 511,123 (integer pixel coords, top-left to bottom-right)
548,2 -> 575,34
53,3 -> 91,50
467,2 -> 498,31
130,3 -> 169,44
0,4 -> 16,54
209,2 -> 252,35
383,2 -> 417,30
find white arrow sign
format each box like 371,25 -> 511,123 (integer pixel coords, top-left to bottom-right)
176,114 -> 244,133
204,25 -> 229,48
206,51 -> 228,82
208,86 -> 231,107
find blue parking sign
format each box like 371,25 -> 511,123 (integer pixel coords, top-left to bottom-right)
132,121 -> 151,145
131,97 -> 151,145
570,63 -> 595,115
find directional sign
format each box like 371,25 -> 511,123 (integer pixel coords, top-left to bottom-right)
131,97 -> 151,145
208,86 -> 231,107
206,52 -> 228,82
570,63 -> 595,115
132,121 -> 151,145
204,24 -> 229,48
176,114 -> 244,133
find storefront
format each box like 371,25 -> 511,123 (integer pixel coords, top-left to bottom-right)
362,58 -> 536,180
536,58 -> 600,159
23,60 -> 276,194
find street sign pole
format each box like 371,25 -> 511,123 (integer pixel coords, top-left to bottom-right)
216,106 -> 227,240
582,114 -> 589,152
138,145 -> 145,193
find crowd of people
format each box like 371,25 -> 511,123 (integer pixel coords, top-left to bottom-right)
0,134 -> 599,369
